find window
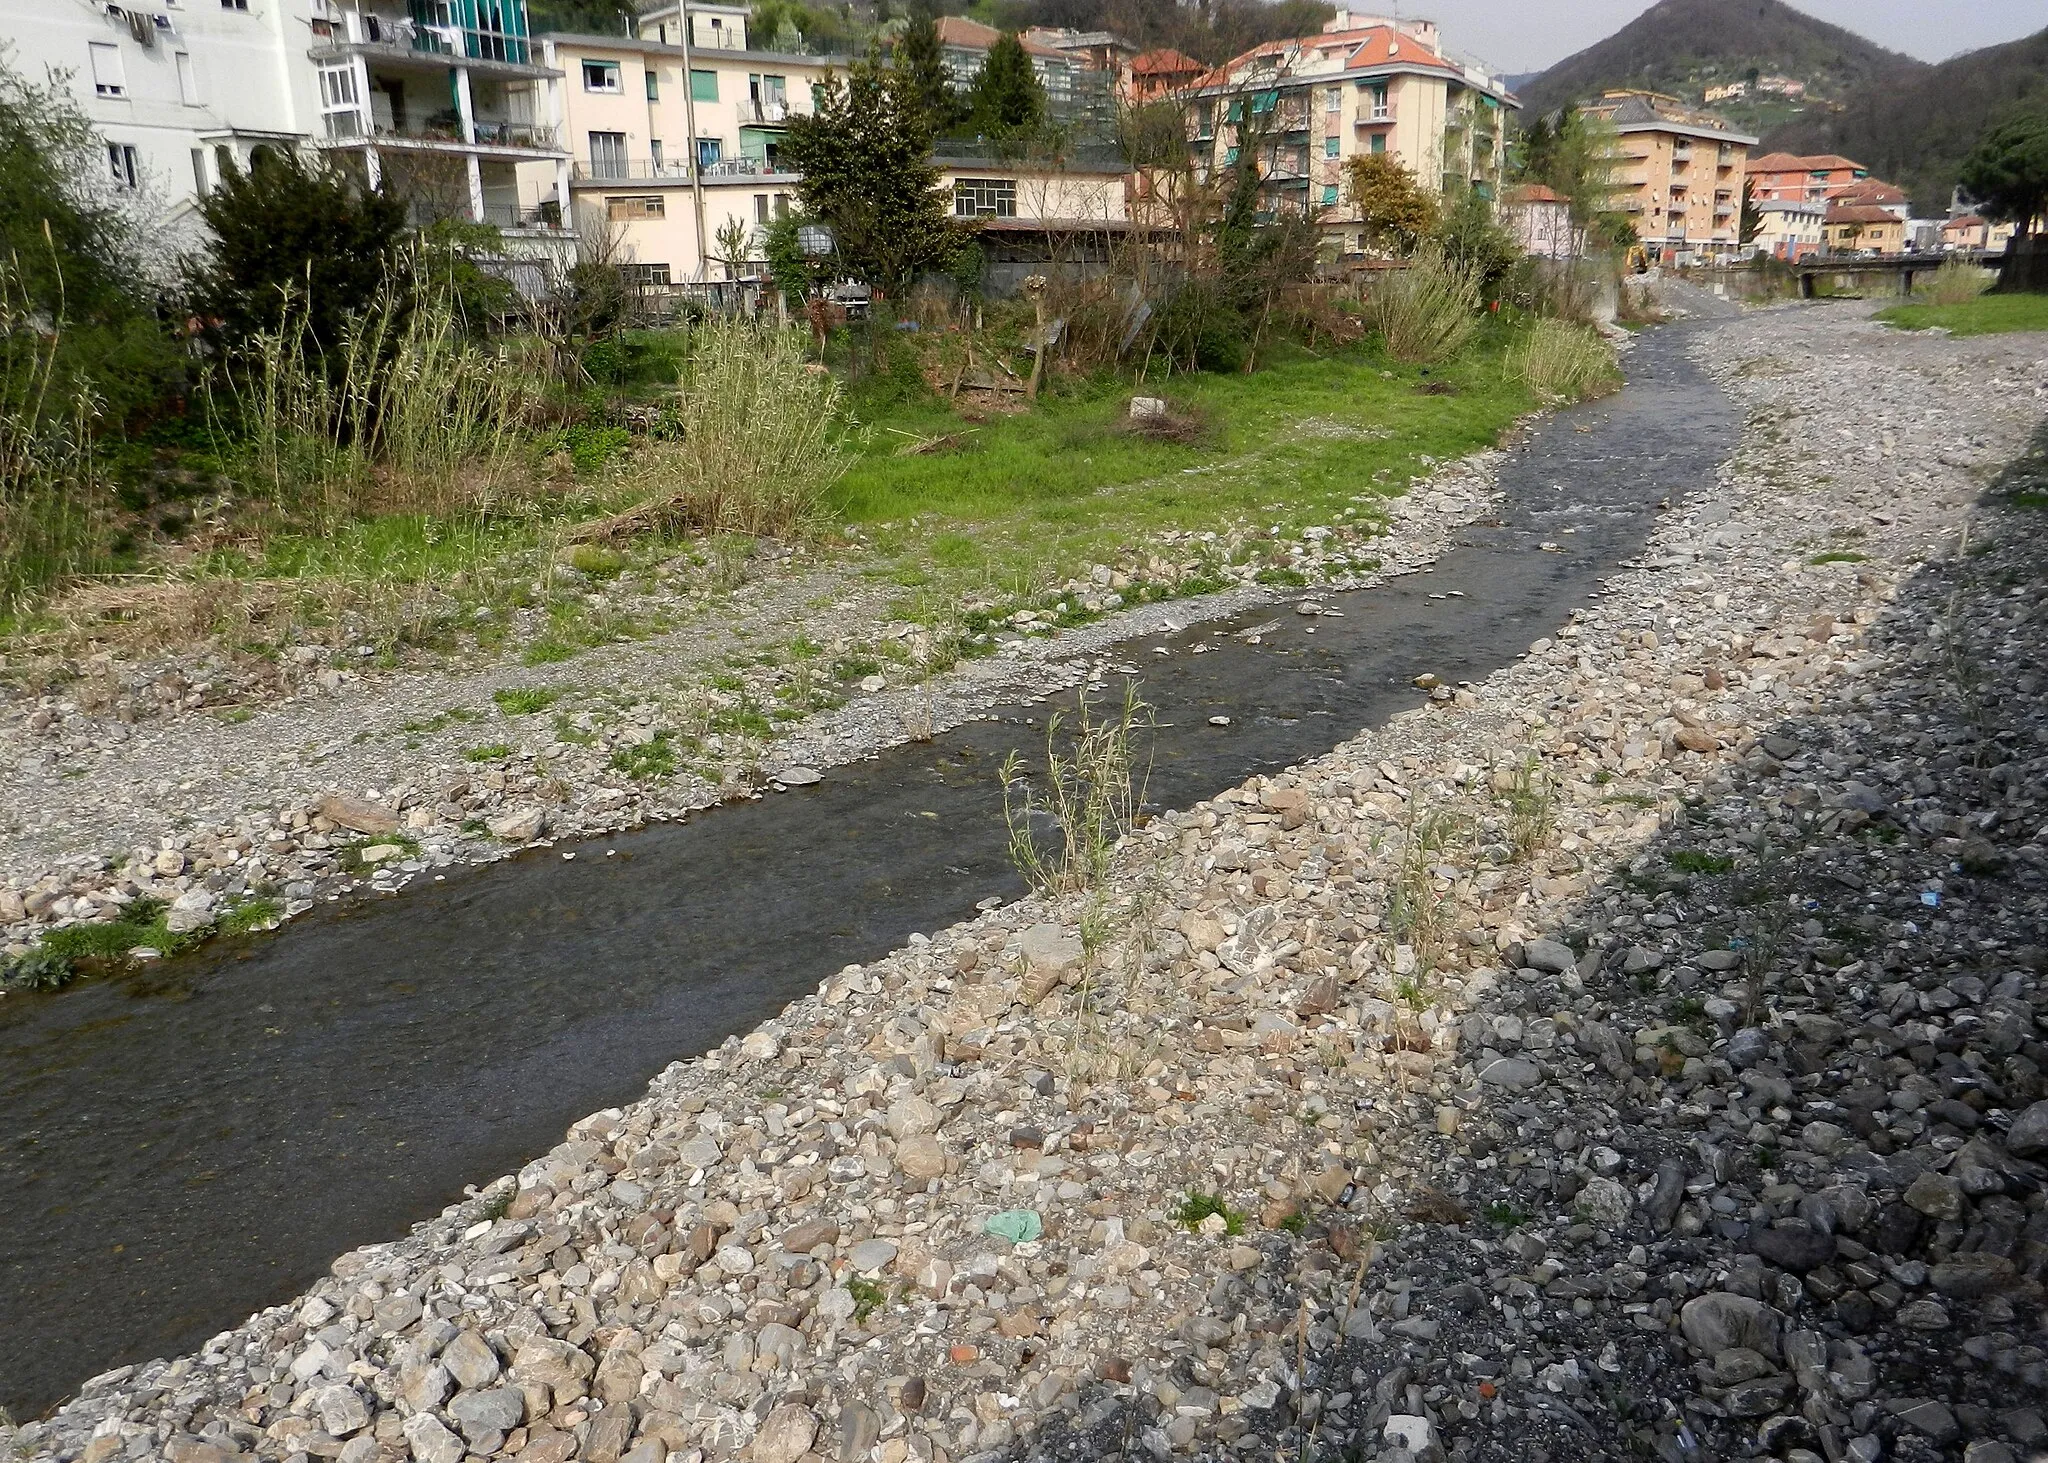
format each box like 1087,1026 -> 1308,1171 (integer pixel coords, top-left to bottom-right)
1321,183 -> 1337,204
220,0 -> 247,9
583,60 -> 621,93
763,73 -> 786,105
1370,133 -> 1385,155
88,42 -> 126,97
1323,137 -> 1338,158
587,131 -> 627,177
190,146 -> 207,194
1325,86 -> 1340,113
644,67 -> 658,100
649,138 -> 664,169
107,143 -> 140,189
695,136 -> 721,169
953,177 -> 1016,218
774,192 -> 790,217
175,50 -> 199,104
690,69 -> 718,102
606,195 -> 665,219
625,262 -> 672,285
754,192 -> 768,222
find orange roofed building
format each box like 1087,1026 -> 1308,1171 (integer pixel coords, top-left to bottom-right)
1747,152 -> 1870,205
1128,47 -> 1207,101
1583,90 -> 1754,261
1825,203 -> 1905,255
1185,11 -> 1517,254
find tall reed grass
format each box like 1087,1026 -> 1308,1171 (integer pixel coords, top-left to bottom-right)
1,246 -> 108,613
587,320 -> 846,540
1507,317 -> 1621,401
218,247 -> 530,528
1373,245 -> 1482,366
1925,257 -> 1995,307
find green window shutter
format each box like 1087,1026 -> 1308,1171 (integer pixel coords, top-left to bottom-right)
691,69 -> 718,101
1321,183 -> 1337,204
1226,99 -> 1244,123
1371,133 -> 1385,154
1324,137 -> 1338,157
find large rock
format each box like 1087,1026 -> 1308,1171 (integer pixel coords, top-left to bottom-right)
896,1133 -> 946,1181
752,1404 -> 819,1463
1904,1171 -> 1964,1222
312,1385 -> 368,1437
512,1336 -> 594,1390
1753,1221 -> 1836,1273
1522,937 -> 1576,974
449,1386 -> 525,1441
487,806 -> 546,842
2006,1100 -> 2048,1158
318,793 -> 399,836
441,1330 -> 499,1390
402,1414 -> 464,1463
1576,1176 -> 1633,1229
1680,1293 -> 1783,1360
1020,924 -> 1082,1002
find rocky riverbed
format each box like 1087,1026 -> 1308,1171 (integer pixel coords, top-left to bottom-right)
0,444 -> 1499,975
10,300 -> 2048,1463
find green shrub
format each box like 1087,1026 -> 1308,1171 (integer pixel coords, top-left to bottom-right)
543,423 -> 632,474
1925,257 -> 1994,307
493,687 -> 559,715
1172,1192 -> 1247,1235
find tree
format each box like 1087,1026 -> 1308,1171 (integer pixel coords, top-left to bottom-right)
1515,105 -> 1620,240
968,32 -> 1047,143
1343,154 -> 1437,255
894,3 -> 964,133
190,151 -> 408,356
1430,185 -> 1519,292
779,53 -> 961,290
713,217 -> 752,281
0,52 -> 178,424
1959,108 -> 2048,241
1737,177 -> 1765,249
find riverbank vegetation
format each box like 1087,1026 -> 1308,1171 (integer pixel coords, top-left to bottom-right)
1877,290 -> 2048,337
0,51 -> 1617,704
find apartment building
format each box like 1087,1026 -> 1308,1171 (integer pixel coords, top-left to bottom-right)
1127,48 -> 1206,102
635,2 -> 753,52
1583,91 -> 1753,261
1753,197 -> 1825,261
5,0 -> 570,242
1746,151 -> 1869,205
1824,203 -> 1905,256
535,34 -> 838,283
1187,13 -> 1516,253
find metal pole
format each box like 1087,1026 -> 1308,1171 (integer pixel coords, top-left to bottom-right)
677,9 -> 710,284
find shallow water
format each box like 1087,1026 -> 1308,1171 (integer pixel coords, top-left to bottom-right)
0,320 -> 1737,1416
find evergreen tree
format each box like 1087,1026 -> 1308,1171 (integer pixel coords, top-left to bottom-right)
894,4 -> 964,134
1738,177 -> 1764,248
968,32 -> 1047,143
780,52 -> 961,290
1959,107 -> 2048,241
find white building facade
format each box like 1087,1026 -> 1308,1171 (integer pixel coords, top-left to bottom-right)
3,0 -> 570,248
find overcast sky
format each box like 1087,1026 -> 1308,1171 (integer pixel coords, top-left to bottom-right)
1412,0 -> 2048,75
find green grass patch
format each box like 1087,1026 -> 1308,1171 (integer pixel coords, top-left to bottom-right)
493,687 -> 559,715
845,1275 -> 886,1323
522,639 -> 575,665
1172,1192 -> 1248,1236
1484,1201 -> 1530,1230
1666,850 -> 1735,876
609,731 -> 678,779
1876,293 -> 2048,337
1808,550 -> 1868,565
217,896 -> 283,935
464,742 -> 513,761
336,832 -> 421,873
401,707 -> 482,735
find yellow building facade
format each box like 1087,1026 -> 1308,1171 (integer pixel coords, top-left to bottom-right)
1583,91 -> 1754,261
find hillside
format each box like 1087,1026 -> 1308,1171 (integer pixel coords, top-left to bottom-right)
1521,0 -> 1923,133
1765,26 -> 2048,214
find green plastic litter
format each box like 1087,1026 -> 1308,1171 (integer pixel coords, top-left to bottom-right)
984,1209 -> 1043,1243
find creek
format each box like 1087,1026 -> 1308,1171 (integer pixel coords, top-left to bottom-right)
0,319 -> 1738,1417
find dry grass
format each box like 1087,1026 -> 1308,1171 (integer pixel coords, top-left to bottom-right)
579,321 -> 847,542
1925,258 -> 1995,308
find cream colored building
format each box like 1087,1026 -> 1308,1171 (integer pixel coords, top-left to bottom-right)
534,35 -> 1131,289
1584,91 -> 1753,261
1186,12 -> 1516,254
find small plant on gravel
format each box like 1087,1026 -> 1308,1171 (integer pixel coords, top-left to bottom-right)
1,945 -> 76,992
1001,684 -> 1151,897
1385,805 -> 1469,976
846,1276 -> 886,1322
493,687 -> 558,715
1484,1202 -> 1530,1229
464,742 -> 513,761
1498,753 -> 1555,864
1173,1192 -> 1247,1235
1809,550 -> 1868,565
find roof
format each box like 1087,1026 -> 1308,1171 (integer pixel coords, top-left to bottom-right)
1748,151 -> 1867,175
1585,90 -> 1756,145
1131,47 -> 1205,76
541,32 -> 843,66
1757,196 -> 1825,214
1506,183 -> 1567,204
1944,213 -> 1987,230
934,17 -> 1066,60
1826,204 -> 1901,225
1196,23 -> 1513,105
1829,179 -> 1905,204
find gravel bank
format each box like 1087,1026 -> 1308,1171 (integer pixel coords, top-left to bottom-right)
11,301 -> 2048,1463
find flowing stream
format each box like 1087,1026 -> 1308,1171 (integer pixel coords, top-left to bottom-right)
0,318 -> 1738,1417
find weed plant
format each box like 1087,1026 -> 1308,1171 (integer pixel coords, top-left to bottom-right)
1508,317 -> 1620,401
1373,246 -> 1481,366
1001,684 -> 1151,897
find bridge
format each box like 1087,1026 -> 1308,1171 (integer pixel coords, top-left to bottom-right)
1795,250 -> 1989,299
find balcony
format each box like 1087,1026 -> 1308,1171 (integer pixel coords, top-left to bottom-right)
1354,106 -> 1394,126
481,202 -> 571,232
1671,144 -> 1692,162
322,113 -> 558,152
746,100 -> 792,125
571,156 -> 797,184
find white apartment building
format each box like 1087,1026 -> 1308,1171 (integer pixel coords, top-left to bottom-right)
5,0 -> 571,244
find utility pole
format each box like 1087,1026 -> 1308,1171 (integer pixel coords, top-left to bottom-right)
677,4 -> 711,284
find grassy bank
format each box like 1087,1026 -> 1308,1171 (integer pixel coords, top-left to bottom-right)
1876,292 -> 2048,336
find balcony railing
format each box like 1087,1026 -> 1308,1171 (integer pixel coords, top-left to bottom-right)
746,100 -> 792,124
572,156 -> 794,183
322,113 -> 557,150
482,203 -> 571,231
1354,107 -> 1394,125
